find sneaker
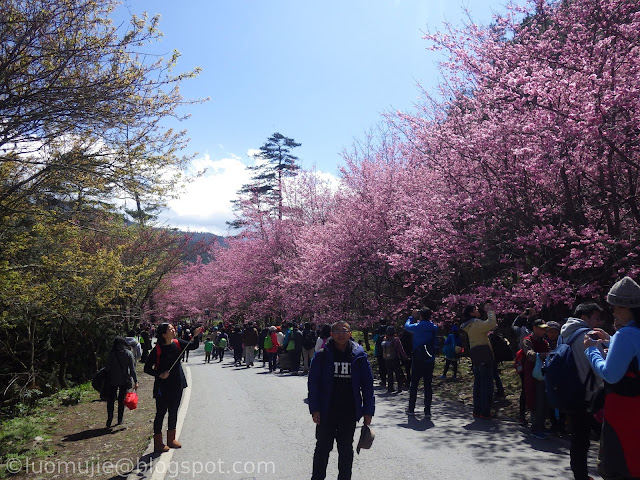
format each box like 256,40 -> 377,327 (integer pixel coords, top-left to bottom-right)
495,391 -> 506,398
424,410 -> 431,419
405,408 -> 416,416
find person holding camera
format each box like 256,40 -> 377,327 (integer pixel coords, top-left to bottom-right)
144,323 -> 203,453
461,303 -> 497,420
584,276 -> 640,480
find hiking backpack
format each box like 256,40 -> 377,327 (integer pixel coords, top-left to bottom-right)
544,327 -> 593,410
381,339 -> 396,360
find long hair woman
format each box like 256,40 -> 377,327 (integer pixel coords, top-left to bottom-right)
144,323 -> 203,453
105,336 -> 138,428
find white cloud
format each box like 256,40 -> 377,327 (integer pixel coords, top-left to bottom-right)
158,153 -> 252,235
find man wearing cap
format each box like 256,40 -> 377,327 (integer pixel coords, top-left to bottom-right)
523,319 -> 550,438
559,302 -> 604,480
308,320 -> 375,480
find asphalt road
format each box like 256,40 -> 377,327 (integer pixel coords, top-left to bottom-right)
129,348 -> 601,480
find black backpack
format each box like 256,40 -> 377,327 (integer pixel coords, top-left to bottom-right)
92,367 -> 109,401
302,329 -> 317,349
489,332 -> 513,362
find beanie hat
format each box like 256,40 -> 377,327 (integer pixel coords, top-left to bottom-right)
607,276 -> 640,307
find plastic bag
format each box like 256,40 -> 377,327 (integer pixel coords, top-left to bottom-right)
124,391 -> 139,410
532,353 -> 545,381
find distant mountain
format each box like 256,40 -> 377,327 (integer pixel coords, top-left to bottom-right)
180,230 -> 226,264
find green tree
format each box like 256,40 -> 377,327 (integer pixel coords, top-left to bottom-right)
229,133 -> 301,229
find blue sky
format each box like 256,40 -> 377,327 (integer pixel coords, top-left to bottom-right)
119,0 -> 527,234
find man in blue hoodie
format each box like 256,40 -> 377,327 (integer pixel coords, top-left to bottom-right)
308,321 -> 375,480
404,308 -> 438,418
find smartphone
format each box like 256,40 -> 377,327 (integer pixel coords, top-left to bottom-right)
588,332 -> 599,340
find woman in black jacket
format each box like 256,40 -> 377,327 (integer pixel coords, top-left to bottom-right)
105,337 -> 138,428
144,323 -> 203,453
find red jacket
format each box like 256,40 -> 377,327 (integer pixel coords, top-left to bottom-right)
266,332 -> 280,353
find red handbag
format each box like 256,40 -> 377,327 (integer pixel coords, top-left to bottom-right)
124,391 -> 138,410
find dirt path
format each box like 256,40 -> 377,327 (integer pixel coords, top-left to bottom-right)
14,364 -> 155,480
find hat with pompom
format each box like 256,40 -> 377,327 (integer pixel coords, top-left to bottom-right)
607,276 -> 640,307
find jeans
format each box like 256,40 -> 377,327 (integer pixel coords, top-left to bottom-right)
408,352 -> 435,414
218,347 -> 225,361
154,388 -> 183,434
472,363 -> 494,416
311,420 -> 356,480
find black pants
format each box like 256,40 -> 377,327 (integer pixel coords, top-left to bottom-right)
311,419 -> 356,480
218,347 -> 225,361
518,371 -> 526,419
376,356 -> 387,385
292,349 -> 301,372
442,358 -> 458,377
233,346 -> 243,364
385,358 -> 405,391
106,384 -> 127,425
154,388 -> 183,434
408,356 -> 435,414
568,406 -> 593,480
267,352 -> 278,371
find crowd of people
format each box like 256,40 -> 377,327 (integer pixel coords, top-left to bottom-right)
101,276 -> 640,480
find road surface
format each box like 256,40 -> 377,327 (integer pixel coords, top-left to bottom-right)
128,348 -> 601,480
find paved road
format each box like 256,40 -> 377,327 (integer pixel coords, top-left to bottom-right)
130,348 -> 602,480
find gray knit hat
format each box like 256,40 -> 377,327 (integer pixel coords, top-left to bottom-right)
606,276 -> 640,307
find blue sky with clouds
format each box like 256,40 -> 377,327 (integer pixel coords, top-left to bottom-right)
119,0 -> 527,234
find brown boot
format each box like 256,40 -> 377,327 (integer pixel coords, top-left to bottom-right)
166,429 -> 182,448
153,433 -> 169,453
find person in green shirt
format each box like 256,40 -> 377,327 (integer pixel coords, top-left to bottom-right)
204,337 -> 214,364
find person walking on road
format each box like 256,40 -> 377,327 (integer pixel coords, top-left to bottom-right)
381,326 -> 408,393
242,322 -> 259,367
264,326 -> 280,372
105,336 -> 138,429
308,320 -> 375,480
144,323 -> 203,453
404,308 -> 438,418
